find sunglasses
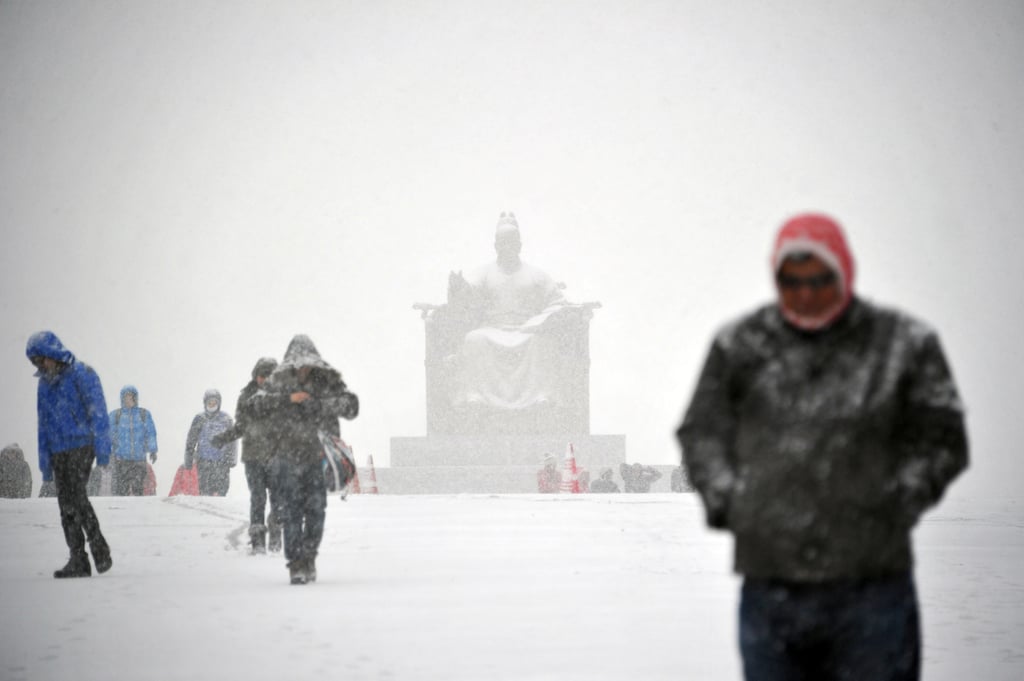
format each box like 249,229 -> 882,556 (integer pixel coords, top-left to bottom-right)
776,271 -> 838,291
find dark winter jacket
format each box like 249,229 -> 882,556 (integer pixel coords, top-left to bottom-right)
215,358 -> 279,465
251,336 -> 358,467
184,390 -> 237,468
589,469 -> 620,494
110,386 -> 158,462
0,443 -> 33,498
677,298 -> 968,582
26,331 -> 111,481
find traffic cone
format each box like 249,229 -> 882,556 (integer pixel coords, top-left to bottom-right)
559,443 -> 580,494
364,455 -> 379,494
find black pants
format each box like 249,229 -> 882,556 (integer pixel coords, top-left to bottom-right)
52,447 -> 108,557
196,459 -> 231,496
114,459 -> 147,496
270,456 -> 326,563
244,460 -> 278,529
740,573 -> 921,681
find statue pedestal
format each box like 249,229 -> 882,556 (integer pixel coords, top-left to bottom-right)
382,433 -> 626,494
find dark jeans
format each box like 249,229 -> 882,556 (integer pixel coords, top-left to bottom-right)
740,573 -> 920,681
114,459 -> 147,496
270,456 -> 326,563
244,460 -> 278,529
196,459 -> 231,496
52,447 -> 109,558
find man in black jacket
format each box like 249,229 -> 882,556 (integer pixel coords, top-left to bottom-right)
252,336 -> 358,585
213,357 -> 280,553
677,213 -> 968,681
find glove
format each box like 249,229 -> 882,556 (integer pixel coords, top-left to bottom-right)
150,452 -> 158,463
210,433 -> 228,448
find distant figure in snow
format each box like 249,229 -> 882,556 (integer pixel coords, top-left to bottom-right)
670,465 -> 689,492
536,454 -> 560,493
213,358 -> 282,554
0,443 -> 33,498
588,468 -> 619,494
26,331 -> 114,578
620,462 -> 661,493
184,389 -> 237,496
109,385 -> 158,496
677,213 -> 969,681
252,335 -> 358,585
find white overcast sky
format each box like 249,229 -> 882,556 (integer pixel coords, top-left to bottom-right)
2,1 -> 1022,497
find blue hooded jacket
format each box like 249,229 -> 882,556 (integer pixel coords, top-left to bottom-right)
110,385 -> 158,462
26,331 -> 111,481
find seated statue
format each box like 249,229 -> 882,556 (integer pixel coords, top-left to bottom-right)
415,212 -> 599,434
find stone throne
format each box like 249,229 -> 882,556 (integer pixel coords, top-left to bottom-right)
412,294 -> 602,436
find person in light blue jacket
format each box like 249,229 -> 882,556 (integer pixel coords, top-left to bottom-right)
26,331 -> 113,578
109,385 -> 158,496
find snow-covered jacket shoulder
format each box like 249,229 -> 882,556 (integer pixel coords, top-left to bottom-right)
677,298 -> 968,581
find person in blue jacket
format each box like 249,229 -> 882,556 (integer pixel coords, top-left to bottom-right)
26,331 -> 114,578
184,389 -> 237,496
109,385 -> 158,496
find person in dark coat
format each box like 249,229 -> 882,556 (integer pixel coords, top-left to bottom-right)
620,462 -> 661,493
252,335 -> 358,584
213,357 -> 281,553
588,468 -> 619,494
184,389 -> 237,496
26,331 -> 113,578
677,213 -> 969,681
0,443 -> 33,498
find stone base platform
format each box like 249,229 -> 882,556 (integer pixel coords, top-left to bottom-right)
378,434 -> 627,494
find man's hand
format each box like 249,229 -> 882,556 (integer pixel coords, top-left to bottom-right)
290,391 -> 312,404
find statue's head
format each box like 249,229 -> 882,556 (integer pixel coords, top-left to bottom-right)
494,211 -> 522,264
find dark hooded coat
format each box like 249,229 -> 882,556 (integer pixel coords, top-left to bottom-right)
215,358 -> 279,465
677,298 -> 968,581
0,443 -> 32,498
252,336 -> 358,466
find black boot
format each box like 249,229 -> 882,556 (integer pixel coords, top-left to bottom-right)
54,551 -> 91,579
304,554 -> 317,583
90,536 -> 113,574
287,560 -> 307,585
249,524 -> 267,555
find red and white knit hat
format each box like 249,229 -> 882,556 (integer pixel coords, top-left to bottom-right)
770,213 -> 856,331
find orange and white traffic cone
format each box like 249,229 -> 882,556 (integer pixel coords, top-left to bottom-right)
559,443 -> 580,494
364,455 -> 379,494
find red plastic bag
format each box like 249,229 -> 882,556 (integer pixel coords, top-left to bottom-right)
168,465 -> 199,496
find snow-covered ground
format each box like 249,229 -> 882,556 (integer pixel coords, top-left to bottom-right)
1,492 -> 1021,681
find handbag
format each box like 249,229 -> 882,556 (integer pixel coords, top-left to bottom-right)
317,429 -> 357,493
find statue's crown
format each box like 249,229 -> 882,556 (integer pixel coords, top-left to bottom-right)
496,211 -> 519,232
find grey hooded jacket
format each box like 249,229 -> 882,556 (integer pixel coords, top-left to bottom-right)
677,298 -> 968,581
251,336 -> 358,466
